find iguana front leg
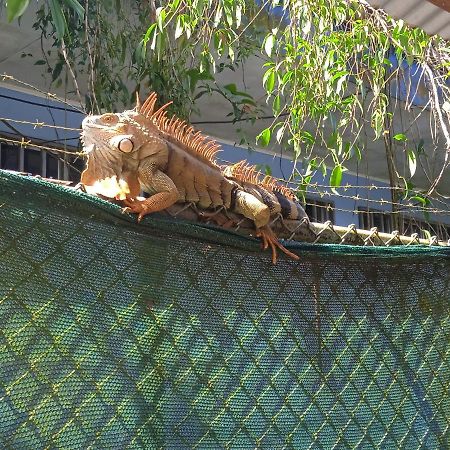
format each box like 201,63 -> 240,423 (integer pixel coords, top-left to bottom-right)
123,159 -> 179,222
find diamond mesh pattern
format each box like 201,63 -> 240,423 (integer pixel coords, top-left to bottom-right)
0,171 -> 449,449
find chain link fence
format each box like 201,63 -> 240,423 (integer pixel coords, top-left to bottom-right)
0,171 -> 449,449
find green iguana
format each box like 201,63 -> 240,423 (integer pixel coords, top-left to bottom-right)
80,92 -> 308,263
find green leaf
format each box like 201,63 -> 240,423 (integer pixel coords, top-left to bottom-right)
330,164 -> 343,193
52,61 -> 63,81
300,130 -> 315,145
256,128 -> 271,147
6,0 -> 30,22
240,98 -> 256,106
34,59 -> 46,65
143,23 -> 157,43
272,95 -> 281,116
175,16 -> 184,39
335,74 -> 347,94
276,125 -> 285,143
186,68 -> 214,93
353,143 -> 362,160
7,0 -> 29,22
48,0 -> 67,39
134,40 -> 146,64
422,229 -> 432,240
407,149 -> 416,177
263,69 -> 275,94
411,195 -> 428,206
417,139 -> 425,154
156,7 -> 166,32
235,4 -> 242,27
228,46 -> 235,62
213,31 -> 223,56
223,83 -> 237,94
214,6 -> 222,27
264,34 -> 275,57
62,0 -> 85,18
393,133 -> 407,142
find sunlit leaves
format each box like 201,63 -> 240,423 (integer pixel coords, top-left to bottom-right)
142,0 -> 434,197
256,128 -> 271,147
407,149 -> 417,177
330,164 -> 344,194
24,0 -> 440,197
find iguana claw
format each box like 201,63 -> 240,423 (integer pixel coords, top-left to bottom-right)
122,198 -> 149,222
122,190 -> 179,222
256,226 -> 299,264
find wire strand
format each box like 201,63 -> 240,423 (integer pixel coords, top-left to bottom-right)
1,74 -> 85,113
0,117 -> 81,132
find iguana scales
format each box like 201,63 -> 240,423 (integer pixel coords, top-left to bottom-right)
80,92 -> 308,263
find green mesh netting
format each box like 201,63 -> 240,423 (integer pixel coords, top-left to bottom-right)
0,170 -> 449,449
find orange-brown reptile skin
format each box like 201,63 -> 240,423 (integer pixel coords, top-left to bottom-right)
80,93 -> 308,263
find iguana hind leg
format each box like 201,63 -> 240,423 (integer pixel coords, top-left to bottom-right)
233,190 -> 298,263
256,226 -> 299,264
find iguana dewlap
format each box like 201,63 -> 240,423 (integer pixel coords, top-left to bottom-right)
80,92 -> 308,263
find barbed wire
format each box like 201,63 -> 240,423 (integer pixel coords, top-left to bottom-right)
0,117 -> 81,132
213,158 -> 447,198
306,189 -> 450,215
1,74 -> 85,113
0,115 -> 445,197
214,156 -> 450,213
0,137 -> 83,156
303,200 -> 449,216
1,133 -> 449,215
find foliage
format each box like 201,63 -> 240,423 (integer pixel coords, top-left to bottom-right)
5,0 -> 450,201
148,0 -> 449,201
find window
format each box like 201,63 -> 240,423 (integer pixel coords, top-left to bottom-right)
0,143 -> 20,171
0,139 -> 83,182
402,217 -> 450,241
46,153 -> 59,178
305,198 -> 335,223
357,208 -> 450,241
358,207 -> 393,233
67,156 -> 84,183
24,149 -> 43,175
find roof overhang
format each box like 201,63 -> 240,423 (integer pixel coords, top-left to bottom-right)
367,0 -> 450,40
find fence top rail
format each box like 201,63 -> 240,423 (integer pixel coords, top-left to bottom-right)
1,169 -> 449,249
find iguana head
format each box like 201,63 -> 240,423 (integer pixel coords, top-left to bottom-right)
81,111 -> 142,155
80,106 -> 162,197
80,111 -> 141,197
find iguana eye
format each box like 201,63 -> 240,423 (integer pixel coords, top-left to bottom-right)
100,113 -> 118,125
